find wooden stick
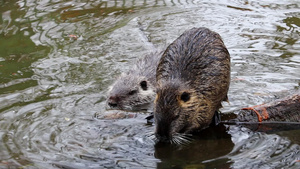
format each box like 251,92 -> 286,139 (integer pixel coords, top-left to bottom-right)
221,90 -> 300,123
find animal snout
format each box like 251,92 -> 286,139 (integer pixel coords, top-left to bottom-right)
155,122 -> 172,142
108,96 -> 120,107
155,133 -> 170,143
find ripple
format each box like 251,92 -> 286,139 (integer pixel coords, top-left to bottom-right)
226,126 -> 300,169
1,0 -> 300,168
0,97 -> 156,168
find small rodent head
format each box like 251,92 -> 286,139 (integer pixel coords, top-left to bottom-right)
154,80 -> 214,143
106,73 -> 156,112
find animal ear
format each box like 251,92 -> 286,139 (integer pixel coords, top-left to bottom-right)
140,81 -> 148,90
180,92 -> 190,102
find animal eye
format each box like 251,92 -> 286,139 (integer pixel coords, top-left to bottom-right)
140,81 -> 147,90
128,90 -> 137,95
180,92 -> 190,102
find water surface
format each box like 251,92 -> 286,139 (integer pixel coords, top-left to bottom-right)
0,0 -> 300,168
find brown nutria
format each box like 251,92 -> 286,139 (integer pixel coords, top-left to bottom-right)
106,50 -> 163,112
154,27 -> 230,143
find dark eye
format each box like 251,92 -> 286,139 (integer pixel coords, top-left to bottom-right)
128,90 -> 137,95
180,92 -> 190,102
140,81 -> 147,90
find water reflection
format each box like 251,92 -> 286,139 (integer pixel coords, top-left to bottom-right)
154,124 -> 300,169
155,125 -> 233,169
275,15 -> 300,58
223,125 -> 300,169
0,0 -> 300,168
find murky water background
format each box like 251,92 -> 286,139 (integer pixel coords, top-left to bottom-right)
0,0 -> 300,168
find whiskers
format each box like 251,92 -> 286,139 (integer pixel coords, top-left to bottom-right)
170,133 -> 193,145
146,132 -> 193,145
146,132 -> 158,144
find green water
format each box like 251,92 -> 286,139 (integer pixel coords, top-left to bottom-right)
0,0 -> 300,168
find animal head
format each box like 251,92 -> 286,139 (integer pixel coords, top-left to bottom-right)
106,73 -> 156,112
154,80 -> 214,143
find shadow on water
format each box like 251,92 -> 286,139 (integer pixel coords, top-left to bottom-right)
154,122 -> 300,169
155,125 -> 234,169
0,0 -> 300,168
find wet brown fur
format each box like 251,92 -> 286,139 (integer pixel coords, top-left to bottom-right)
154,27 -> 230,142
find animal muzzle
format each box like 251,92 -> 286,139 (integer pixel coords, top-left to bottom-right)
107,95 -> 121,109
155,119 -> 173,142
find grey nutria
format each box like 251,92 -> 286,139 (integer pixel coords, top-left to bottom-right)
154,27 -> 230,143
106,50 -> 163,112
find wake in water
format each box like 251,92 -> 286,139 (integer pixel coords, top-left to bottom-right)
203,125 -> 300,169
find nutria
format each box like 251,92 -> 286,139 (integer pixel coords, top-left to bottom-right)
106,50 -> 163,112
154,27 -> 230,143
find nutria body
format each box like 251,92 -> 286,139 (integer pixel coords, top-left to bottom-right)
106,50 -> 163,112
154,27 -> 230,143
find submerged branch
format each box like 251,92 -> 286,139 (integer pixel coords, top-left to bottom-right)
220,90 -> 300,131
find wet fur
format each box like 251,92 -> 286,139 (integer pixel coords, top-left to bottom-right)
155,27 -> 231,142
106,50 -> 163,111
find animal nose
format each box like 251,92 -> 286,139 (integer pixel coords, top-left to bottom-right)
155,123 -> 172,142
155,133 -> 170,143
108,102 -> 117,107
108,96 -> 119,107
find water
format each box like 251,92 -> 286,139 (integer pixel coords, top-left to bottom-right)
0,0 -> 300,168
